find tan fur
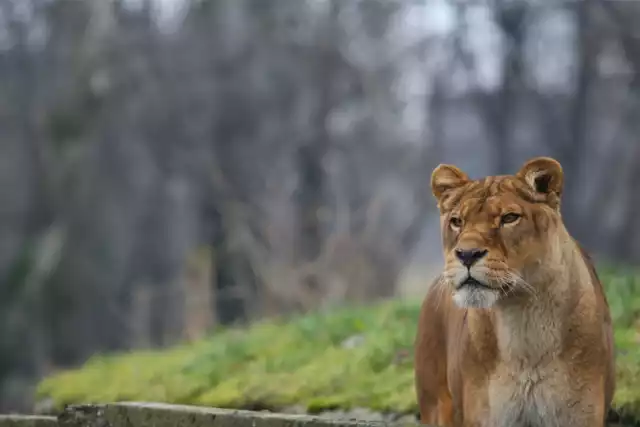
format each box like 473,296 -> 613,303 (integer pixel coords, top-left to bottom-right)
414,157 -> 615,427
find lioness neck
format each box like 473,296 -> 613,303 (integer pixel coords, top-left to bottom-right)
479,227 -> 596,366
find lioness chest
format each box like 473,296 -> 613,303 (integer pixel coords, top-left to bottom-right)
457,314 -> 596,427
456,359 -> 578,427
484,361 -> 575,427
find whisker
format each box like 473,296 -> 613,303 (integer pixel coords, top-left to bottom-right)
434,277 -> 447,313
508,270 -> 537,300
482,269 -> 537,301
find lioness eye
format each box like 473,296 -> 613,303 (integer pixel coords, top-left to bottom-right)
501,213 -> 521,225
450,216 -> 463,229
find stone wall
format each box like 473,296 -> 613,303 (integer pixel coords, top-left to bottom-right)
0,404 -> 423,427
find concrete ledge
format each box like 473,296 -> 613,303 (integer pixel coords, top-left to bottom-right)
0,415 -> 57,427
0,403 -> 634,427
49,403 -> 423,427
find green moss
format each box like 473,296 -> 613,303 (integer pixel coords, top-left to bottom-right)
36,268 -> 640,420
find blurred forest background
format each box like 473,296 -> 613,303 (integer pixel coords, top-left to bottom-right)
1,0 -> 640,414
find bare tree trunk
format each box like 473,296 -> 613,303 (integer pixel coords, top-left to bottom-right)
131,283 -> 152,348
398,72 -> 446,255
181,246 -> 214,342
295,139 -> 327,293
558,0 -> 597,241
452,2 -> 525,174
614,141 -> 640,263
491,1 -> 527,174
599,0 -> 640,260
293,0 -> 340,306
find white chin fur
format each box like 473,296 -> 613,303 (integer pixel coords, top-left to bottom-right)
446,263 -> 501,309
453,286 -> 499,309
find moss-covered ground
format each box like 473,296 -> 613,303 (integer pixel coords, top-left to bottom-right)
36,266 -> 640,421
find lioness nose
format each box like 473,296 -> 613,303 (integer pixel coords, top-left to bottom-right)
455,248 -> 488,268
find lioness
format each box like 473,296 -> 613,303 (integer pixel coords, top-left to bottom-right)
414,157 -> 615,427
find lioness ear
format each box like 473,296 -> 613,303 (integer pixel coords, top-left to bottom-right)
516,156 -> 564,197
431,164 -> 470,201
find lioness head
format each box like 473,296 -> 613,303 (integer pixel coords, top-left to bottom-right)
431,157 -> 565,309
